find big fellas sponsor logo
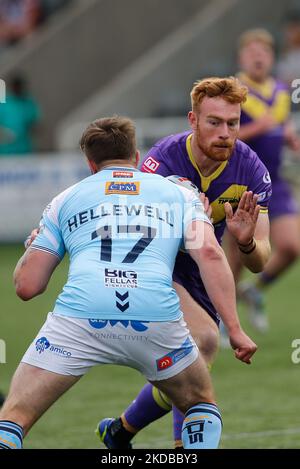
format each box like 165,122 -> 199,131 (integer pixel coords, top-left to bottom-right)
35,337 -> 72,357
104,268 -> 138,288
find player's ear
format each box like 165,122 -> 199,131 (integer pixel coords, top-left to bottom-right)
188,111 -> 197,131
133,150 -> 140,168
86,157 -> 98,174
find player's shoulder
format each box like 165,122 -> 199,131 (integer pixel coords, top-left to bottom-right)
274,78 -> 290,93
141,171 -> 194,201
233,140 -> 271,186
234,139 -> 262,165
53,180 -> 83,206
46,181 -> 81,214
141,131 -> 191,173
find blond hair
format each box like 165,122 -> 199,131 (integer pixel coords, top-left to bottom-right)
190,77 -> 248,112
238,28 -> 274,50
80,116 -> 136,165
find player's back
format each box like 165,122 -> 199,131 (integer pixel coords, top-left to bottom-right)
37,167 -> 198,322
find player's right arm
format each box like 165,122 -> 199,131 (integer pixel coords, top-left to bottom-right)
14,193 -> 66,301
14,248 -> 60,301
186,221 -> 257,364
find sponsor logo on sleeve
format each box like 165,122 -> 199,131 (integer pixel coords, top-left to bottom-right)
263,171 -> 271,184
105,181 -> 140,195
257,191 -> 266,202
142,156 -> 160,173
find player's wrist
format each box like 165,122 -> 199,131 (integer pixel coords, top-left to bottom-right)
226,322 -> 242,336
238,237 -> 256,254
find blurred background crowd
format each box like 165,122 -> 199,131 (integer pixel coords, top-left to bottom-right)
1,1 -> 300,449
0,0 -> 300,237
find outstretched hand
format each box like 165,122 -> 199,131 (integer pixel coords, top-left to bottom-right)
225,191 -> 260,245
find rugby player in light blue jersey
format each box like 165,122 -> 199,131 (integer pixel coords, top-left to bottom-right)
98,77 -> 271,449
0,116 -> 257,450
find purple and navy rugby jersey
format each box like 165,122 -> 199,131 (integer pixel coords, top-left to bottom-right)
141,131 -> 272,324
239,73 -> 298,219
239,73 -> 290,181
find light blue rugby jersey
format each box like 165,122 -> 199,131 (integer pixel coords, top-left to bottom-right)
31,166 -> 211,321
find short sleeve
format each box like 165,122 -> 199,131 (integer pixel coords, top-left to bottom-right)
248,155 -> 272,214
31,196 -> 66,260
175,184 -> 212,230
141,147 -> 173,177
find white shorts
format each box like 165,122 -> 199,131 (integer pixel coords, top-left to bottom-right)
21,313 -> 199,381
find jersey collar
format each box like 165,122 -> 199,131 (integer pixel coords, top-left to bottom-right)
186,133 -> 228,192
101,165 -> 140,172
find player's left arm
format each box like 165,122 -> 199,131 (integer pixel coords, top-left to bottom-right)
14,248 -> 61,301
225,192 -> 271,273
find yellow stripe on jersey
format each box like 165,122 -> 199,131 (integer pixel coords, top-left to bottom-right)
271,90 -> 290,124
259,208 -> 269,214
241,94 -> 269,120
186,134 -> 228,192
238,73 -> 275,99
240,73 -> 290,124
210,184 -> 247,225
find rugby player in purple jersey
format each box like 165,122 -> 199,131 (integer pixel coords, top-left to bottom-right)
97,76 -> 272,449
226,29 -> 300,332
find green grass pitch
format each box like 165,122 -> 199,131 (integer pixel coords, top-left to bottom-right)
1,244 -> 300,448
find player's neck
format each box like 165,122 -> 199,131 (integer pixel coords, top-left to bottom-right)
99,160 -> 137,171
191,135 -> 223,177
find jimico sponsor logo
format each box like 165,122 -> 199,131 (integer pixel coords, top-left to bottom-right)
35,337 -> 72,357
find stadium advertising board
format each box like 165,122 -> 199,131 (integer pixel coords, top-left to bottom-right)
0,155 -> 89,242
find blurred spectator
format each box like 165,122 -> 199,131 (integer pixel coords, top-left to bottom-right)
0,74 -> 41,155
0,0 -> 41,47
277,11 -> 300,86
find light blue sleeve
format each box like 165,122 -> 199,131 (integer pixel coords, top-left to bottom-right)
181,189 -> 212,232
31,199 -> 66,260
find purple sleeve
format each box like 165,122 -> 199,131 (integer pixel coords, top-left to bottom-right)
248,154 -> 272,211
